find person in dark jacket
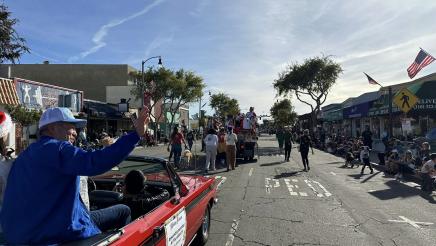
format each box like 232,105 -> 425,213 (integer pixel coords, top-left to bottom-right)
284,128 -> 293,162
0,107 -> 149,245
299,129 -> 314,171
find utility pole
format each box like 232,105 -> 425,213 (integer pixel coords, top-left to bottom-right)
388,86 -> 393,138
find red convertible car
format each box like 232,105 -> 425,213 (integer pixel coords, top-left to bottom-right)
66,156 -> 217,246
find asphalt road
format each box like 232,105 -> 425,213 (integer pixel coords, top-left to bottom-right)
205,135 -> 436,246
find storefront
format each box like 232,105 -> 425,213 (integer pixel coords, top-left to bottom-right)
368,80 -> 436,138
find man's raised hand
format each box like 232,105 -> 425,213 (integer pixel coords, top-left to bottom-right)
134,107 -> 150,137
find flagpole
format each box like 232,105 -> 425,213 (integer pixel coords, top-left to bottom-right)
365,72 -> 393,139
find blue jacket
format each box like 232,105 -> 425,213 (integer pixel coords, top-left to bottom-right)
0,132 -> 140,245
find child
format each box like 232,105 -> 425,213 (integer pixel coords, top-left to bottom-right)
360,146 -> 374,175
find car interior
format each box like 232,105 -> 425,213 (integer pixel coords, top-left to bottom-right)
64,158 -> 176,246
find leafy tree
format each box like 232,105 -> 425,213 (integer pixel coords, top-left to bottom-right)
274,56 -> 342,129
5,104 -> 41,127
0,3 -> 30,64
130,67 -> 174,132
166,69 -> 205,130
270,99 -> 297,128
209,92 -> 240,121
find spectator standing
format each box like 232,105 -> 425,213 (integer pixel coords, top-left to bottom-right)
204,129 -> 218,173
373,139 -> 386,165
225,127 -> 238,171
420,153 -> 436,193
186,130 -> 195,151
284,128 -> 293,162
276,128 -> 284,155
216,128 -> 227,168
299,129 -> 314,172
362,126 -> 373,149
170,127 -> 187,168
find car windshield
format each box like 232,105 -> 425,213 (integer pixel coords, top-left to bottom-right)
114,159 -> 171,184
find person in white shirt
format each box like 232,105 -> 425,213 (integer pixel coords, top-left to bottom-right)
204,128 -> 218,173
421,153 -> 436,192
0,112 -> 14,233
225,127 -> 238,171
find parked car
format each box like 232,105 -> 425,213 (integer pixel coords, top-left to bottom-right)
66,156 -> 217,246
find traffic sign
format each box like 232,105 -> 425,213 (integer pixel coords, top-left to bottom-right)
393,88 -> 419,113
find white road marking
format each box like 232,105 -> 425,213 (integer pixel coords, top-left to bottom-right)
299,192 -> 308,196
248,168 -> 254,177
273,179 -> 280,188
292,179 -> 298,182
225,219 -> 240,246
312,180 -> 332,197
330,172 -> 337,176
217,177 -> 227,190
388,216 -> 434,229
284,178 -> 299,196
265,178 -> 272,194
304,180 -> 319,196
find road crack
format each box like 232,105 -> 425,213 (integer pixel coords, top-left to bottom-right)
233,234 -> 271,246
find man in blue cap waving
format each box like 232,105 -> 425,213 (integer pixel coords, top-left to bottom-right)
0,107 -> 149,245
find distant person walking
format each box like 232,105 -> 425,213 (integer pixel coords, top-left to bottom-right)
225,127 -> 238,171
276,128 -> 285,155
284,128 -> 293,162
360,146 -> 374,175
299,129 -> 314,171
204,128 -> 218,173
170,127 -> 187,168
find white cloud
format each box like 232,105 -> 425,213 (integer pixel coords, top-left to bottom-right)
68,0 -> 167,63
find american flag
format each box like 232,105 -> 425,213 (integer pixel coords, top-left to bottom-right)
364,72 -> 381,86
407,48 -> 435,79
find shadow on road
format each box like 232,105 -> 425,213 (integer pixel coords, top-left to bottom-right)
260,161 -> 284,167
368,180 -> 436,204
274,171 -> 302,179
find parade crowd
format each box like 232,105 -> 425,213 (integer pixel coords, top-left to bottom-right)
275,125 -> 436,193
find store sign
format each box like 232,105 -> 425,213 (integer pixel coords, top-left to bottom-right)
413,98 -> 436,110
15,79 -> 82,112
343,102 -> 371,119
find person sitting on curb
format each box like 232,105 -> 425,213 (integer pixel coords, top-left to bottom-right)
420,153 -> 436,193
396,150 -> 416,181
0,107 -> 149,245
386,149 -> 401,175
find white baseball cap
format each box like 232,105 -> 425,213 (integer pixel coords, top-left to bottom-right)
39,107 -> 87,129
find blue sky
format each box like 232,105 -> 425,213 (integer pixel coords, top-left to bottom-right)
5,0 -> 436,116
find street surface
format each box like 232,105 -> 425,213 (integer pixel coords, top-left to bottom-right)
204,135 -> 436,246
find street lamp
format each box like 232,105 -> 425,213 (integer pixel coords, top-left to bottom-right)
141,56 -> 163,107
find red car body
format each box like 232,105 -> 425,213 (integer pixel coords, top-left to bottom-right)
68,156 -> 217,246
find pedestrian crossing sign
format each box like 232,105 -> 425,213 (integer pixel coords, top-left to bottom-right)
393,88 -> 419,113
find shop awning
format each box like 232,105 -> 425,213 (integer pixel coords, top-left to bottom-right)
0,78 -> 20,105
